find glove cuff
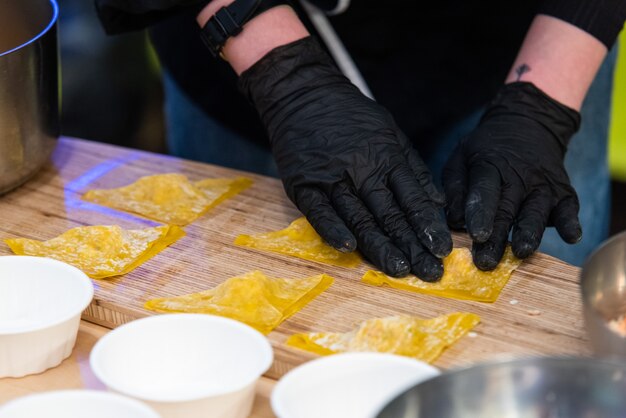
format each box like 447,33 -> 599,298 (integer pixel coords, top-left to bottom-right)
485,82 -> 581,151
238,36 -> 337,93
238,36 -> 354,130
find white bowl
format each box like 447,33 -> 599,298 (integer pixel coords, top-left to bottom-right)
0,256 -> 94,378
0,390 -> 160,418
271,352 -> 440,418
90,313 -> 274,418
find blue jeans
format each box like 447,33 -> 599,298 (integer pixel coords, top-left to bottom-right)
162,72 -> 279,177
163,48 -> 617,266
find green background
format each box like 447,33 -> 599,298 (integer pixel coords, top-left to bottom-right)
609,31 -> 626,181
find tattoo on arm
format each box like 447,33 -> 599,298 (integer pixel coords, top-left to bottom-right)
515,63 -> 531,81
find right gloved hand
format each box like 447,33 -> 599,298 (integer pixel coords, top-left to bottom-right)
238,37 -> 452,280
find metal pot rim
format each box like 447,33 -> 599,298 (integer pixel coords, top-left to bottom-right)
0,0 -> 59,58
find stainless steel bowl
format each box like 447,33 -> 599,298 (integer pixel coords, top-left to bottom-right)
376,357 -> 626,418
0,0 -> 59,195
581,230 -> 626,359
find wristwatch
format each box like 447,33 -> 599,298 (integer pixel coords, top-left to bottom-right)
199,0 -> 289,58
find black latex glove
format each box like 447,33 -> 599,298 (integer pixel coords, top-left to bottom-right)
443,82 -> 582,270
95,0 -> 202,34
239,37 -> 452,280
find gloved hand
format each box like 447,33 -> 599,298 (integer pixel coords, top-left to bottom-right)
239,37 -> 452,280
442,82 -> 582,270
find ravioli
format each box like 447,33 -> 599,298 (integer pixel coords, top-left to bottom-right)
287,312 -> 480,363
5,225 -> 185,279
144,270 -> 334,334
234,217 -> 361,268
362,247 -> 522,302
82,173 -> 252,225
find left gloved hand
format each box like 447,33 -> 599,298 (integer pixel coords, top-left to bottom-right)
442,82 -> 582,270
238,37 -> 451,280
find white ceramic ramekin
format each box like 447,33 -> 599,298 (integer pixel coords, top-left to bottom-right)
271,352 -> 440,418
0,256 -> 94,378
90,313 -> 274,418
0,390 -> 160,418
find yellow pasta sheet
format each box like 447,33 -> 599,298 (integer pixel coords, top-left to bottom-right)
5,225 -> 185,279
234,217 -> 361,268
362,247 -> 522,302
83,173 -> 252,225
287,312 -> 480,363
144,270 -> 334,334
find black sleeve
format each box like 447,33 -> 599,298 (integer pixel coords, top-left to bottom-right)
538,0 -> 626,49
94,0 -> 205,34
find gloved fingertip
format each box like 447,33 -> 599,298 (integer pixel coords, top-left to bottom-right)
512,231 -> 540,259
318,223 -> 357,252
332,236 -> 358,253
569,230 -> 582,244
560,220 -> 582,244
512,241 -> 535,259
413,209 -> 453,258
413,261 -> 444,282
469,228 -> 492,244
386,257 -> 411,278
466,203 -> 495,243
472,250 -> 499,271
431,235 -> 453,259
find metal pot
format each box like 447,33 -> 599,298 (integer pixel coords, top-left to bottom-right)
0,0 -> 59,195
580,230 -> 626,359
376,357 -> 626,418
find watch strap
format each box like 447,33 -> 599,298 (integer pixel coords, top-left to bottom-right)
200,0 -> 287,57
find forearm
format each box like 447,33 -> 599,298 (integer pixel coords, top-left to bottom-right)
505,14 -> 607,110
196,1 -> 309,74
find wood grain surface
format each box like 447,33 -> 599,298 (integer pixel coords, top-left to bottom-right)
0,137 -> 592,380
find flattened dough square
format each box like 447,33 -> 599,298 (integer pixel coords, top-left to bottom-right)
287,312 -> 480,363
235,217 -> 361,268
144,270 -> 334,334
5,224 -> 185,279
362,247 -> 521,302
83,173 -> 252,225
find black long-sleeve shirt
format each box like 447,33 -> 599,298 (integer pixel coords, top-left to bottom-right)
97,0 -> 626,158
539,0 -> 626,49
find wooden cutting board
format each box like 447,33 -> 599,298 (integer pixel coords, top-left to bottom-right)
0,137 -> 592,379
